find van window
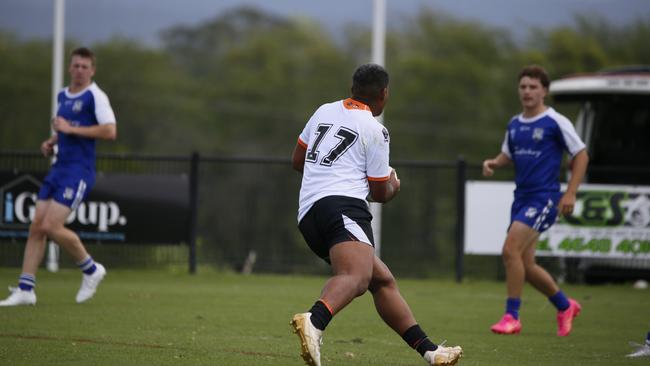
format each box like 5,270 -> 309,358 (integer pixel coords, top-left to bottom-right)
585,95 -> 650,184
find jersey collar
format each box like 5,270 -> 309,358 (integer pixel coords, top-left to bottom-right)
519,107 -> 552,123
65,82 -> 95,98
343,98 -> 371,111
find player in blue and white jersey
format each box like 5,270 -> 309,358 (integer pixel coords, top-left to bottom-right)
289,64 -> 462,366
0,47 -> 116,306
482,65 -> 589,336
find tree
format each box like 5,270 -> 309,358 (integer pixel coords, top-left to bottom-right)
92,39 -> 214,154
0,34 -> 52,150
385,9 -> 519,161
161,7 -> 354,155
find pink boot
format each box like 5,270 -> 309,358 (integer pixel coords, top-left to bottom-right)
490,313 -> 522,334
557,299 -> 581,336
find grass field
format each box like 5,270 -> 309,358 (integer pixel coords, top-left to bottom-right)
0,267 -> 648,366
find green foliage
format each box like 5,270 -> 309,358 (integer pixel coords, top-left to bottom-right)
163,7 -> 355,154
0,35 -> 52,148
525,25 -> 609,77
1,8 -> 648,159
387,10 -> 518,160
93,39 -> 215,154
572,14 -> 650,66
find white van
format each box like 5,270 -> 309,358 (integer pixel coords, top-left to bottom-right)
550,67 -> 650,184
549,66 -> 650,282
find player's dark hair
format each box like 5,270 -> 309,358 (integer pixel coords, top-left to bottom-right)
351,64 -> 389,99
71,47 -> 96,66
519,65 -> 550,89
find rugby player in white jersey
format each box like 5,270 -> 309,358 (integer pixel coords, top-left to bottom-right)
0,47 -> 116,306
482,65 -> 589,336
290,64 -> 462,366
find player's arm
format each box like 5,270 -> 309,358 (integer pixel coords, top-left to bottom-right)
369,168 -> 400,203
52,117 -> 117,140
482,152 -> 511,177
40,133 -> 58,157
558,149 -> 589,216
292,139 -> 307,173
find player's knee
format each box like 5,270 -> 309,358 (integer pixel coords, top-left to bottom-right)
37,220 -> 61,237
502,240 -> 522,261
368,272 -> 396,293
501,247 -> 520,264
29,220 -> 48,238
523,263 -> 538,276
353,273 -> 372,296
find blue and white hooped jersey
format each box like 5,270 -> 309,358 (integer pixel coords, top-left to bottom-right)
501,107 -> 585,195
55,82 -> 116,171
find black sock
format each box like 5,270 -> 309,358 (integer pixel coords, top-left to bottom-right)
308,300 -> 333,331
402,324 -> 438,356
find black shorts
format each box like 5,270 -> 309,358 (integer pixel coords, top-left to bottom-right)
298,195 -> 374,263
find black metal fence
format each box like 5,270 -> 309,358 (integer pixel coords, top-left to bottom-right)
4,151 -> 648,282
0,150 -> 490,280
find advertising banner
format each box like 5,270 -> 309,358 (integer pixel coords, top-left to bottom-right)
464,181 -> 650,259
0,171 -> 189,244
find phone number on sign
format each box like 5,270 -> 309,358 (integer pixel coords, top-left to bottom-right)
540,238 -> 650,255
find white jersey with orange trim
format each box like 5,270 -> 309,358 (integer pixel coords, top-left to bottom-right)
297,98 -> 391,221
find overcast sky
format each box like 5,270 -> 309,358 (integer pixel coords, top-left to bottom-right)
1,0 -> 649,47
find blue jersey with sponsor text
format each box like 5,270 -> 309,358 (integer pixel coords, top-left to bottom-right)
55,82 -> 115,171
501,107 -> 585,195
